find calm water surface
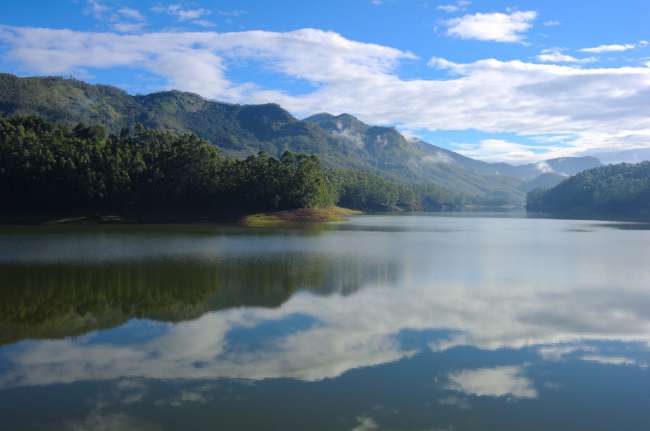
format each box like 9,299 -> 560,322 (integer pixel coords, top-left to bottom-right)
1,214 -> 650,430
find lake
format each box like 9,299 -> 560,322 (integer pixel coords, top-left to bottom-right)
1,214 -> 649,430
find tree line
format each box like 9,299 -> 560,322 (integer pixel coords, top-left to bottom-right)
0,116 -> 463,218
526,162 -> 650,215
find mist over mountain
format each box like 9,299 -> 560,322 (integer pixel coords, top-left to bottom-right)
517,173 -> 568,193
0,73 -> 602,206
494,157 -> 602,180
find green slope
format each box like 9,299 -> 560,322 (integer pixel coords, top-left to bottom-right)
0,73 -> 528,204
518,172 -> 568,193
526,162 -> 650,215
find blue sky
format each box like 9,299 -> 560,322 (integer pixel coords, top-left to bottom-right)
1,0 -> 650,163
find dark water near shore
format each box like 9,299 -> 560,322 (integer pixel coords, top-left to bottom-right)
1,214 -> 650,430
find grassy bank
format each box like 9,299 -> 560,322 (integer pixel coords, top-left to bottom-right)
0,207 -> 361,226
242,207 -> 362,226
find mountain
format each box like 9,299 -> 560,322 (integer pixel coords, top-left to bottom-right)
518,172 -> 568,193
388,140 -> 601,182
0,73 -> 602,206
526,162 -> 650,215
465,157 -> 602,181
302,113 -> 527,203
0,74 -> 332,158
509,158 -> 603,192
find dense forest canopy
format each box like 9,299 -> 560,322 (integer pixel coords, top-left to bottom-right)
526,162 -> 650,215
0,115 -> 463,218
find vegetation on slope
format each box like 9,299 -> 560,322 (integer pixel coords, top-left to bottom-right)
243,207 -> 363,226
0,116 -> 465,221
526,162 -> 650,215
0,73 -> 527,204
0,116 -> 335,217
518,172 -> 568,193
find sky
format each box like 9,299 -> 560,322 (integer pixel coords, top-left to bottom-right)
1,0 -> 650,164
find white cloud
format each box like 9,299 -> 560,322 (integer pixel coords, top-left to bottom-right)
536,48 -> 595,64
0,26 -> 414,103
444,10 -> 537,42
83,1 -> 146,33
218,10 -> 247,17
536,51 -> 577,63
4,26 -> 650,161
543,20 -> 560,27
191,20 -> 216,28
446,366 -> 538,399
537,344 -> 597,361
152,4 -> 213,27
168,5 -> 210,21
437,1 -> 471,13
580,355 -> 648,368
331,124 -> 366,149
84,0 -> 109,19
535,161 -> 554,173
351,417 -> 380,431
437,5 -> 458,13
3,254 -> 650,389
117,7 -> 144,21
151,4 -> 210,21
581,43 -> 637,53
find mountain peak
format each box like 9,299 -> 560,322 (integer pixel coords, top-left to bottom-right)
304,112 -> 368,133
239,103 -> 295,122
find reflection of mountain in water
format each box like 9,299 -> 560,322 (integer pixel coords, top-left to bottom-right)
0,254 -> 400,345
2,218 -> 650,431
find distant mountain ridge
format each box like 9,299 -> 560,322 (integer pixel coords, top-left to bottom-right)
495,157 -> 603,180
0,73 -> 602,206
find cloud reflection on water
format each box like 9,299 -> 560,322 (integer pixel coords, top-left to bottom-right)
446,366 -> 538,399
2,278 -> 650,388
2,216 -> 650,390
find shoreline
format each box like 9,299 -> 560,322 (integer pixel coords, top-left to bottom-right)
0,207 -> 363,227
242,207 -> 362,226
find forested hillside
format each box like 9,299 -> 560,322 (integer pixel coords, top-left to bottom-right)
526,162 -> 650,215
0,73 -> 606,207
0,116 -> 464,220
0,73 -> 524,205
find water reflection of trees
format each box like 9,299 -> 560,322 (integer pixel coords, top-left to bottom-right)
0,254 -> 400,344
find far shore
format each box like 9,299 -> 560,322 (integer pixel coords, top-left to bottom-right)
242,207 -> 362,226
0,207 -> 363,226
